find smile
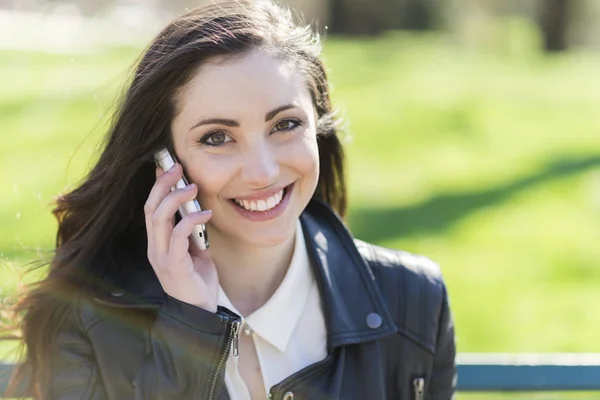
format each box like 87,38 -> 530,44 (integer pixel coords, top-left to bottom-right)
228,184 -> 294,221
232,188 -> 284,211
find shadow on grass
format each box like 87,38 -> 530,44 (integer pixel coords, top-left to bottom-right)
348,154 -> 600,244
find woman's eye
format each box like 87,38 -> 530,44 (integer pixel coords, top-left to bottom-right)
273,119 -> 300,132
199,131 -> 231,147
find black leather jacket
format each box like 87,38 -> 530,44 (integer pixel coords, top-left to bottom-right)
47,200 -> 456,399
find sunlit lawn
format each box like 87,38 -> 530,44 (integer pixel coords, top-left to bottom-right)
1,30 -> 600,397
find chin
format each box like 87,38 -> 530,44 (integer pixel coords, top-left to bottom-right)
239,222 -> 298,248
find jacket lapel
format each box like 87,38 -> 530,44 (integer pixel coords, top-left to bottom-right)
300,200 -> 397,350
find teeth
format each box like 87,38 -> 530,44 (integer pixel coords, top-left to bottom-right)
257,199 -> 267,211
234,189 -> 284,212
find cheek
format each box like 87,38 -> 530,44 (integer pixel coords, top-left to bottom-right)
285,133 -> 320,179
306,137 -> 320,175
184,156 -> 234,200
304,131 -> 320,167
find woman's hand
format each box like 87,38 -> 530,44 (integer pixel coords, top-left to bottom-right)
144,163 -> 218,313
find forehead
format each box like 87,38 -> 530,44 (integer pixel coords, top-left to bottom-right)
176,50 -> 312,116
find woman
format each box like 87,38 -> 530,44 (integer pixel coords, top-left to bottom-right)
7,1 -> 456,399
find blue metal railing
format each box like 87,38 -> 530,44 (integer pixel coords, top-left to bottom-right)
2,354 -> 600,397
457,353 -> 600,391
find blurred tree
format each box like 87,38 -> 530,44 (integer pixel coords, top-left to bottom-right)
538,0 -> 570,52
328,0 -> 442,35
329,0 -> 387,35
393,0 -> 440,30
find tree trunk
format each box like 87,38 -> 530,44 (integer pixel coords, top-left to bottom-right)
539,0 -> 570,52
395,0 -> 438,31
328,0 -> 387,35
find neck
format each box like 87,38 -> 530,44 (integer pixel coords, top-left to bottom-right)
209,226 -> 297,317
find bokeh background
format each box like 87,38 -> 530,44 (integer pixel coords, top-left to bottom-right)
1,0 -> 599,398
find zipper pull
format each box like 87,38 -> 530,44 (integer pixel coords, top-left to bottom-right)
413,377 -> 425,400
231,320 -> 241,357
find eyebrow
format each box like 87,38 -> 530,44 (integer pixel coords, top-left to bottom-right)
189,103 -> 297,131
265,104 -> 296,122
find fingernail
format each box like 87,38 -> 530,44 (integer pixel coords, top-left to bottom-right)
186,183 -> 196,190
191,210 -> 211,219
169,163 -> 177,172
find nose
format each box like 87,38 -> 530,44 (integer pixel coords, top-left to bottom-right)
240,142 -> 280,188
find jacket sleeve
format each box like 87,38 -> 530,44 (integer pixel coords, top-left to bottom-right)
134,295 -> 240,399
47,295 -> 240,400
428,283 -> 457,400
46,304 -> 108,400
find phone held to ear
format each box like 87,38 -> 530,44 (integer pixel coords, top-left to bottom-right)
154,148 -> 209,250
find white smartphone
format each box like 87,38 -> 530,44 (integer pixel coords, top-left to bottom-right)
154,148 -> 209,250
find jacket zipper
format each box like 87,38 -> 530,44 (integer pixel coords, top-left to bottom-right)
413,377 -> 425,400
208,319 -> 241,400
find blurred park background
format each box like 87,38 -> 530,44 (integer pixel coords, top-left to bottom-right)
1,0 -> 599,397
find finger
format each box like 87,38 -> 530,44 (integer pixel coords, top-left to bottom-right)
144,163 -> 182,216
144,164 -> 183,254
153,183 -> 199,253
144,207 -> 156,261
145,165 -> 172,239
170,210 -> 212,259
145,167 -> 166,259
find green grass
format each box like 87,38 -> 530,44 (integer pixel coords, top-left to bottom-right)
1,29 -> 599,370
325,33 -> 600,353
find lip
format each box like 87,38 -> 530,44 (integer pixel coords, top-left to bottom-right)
229,183 -> 294,222
230,184 -> 288,201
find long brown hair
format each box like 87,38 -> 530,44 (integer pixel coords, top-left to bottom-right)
3,1 -> 345,397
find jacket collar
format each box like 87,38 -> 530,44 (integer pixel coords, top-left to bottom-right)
299,200 -> 397,349
93,199 -> 398,348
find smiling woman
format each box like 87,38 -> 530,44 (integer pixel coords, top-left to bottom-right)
173,51 -> 320,251
2,1 -> 455,399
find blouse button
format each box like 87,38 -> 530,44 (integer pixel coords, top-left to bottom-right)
242,323 -> 254,336
283,392 -> 294,400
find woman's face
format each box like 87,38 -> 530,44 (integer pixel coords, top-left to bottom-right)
171,50 -> 319,248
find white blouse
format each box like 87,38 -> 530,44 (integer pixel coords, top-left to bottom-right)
217,220 -> 327,400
